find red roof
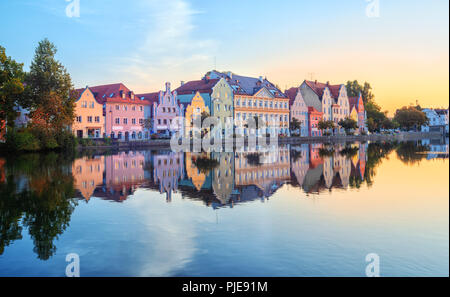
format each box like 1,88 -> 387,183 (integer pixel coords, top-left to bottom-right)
305,80 -> 342,99
348,96 -> 359,111
175,79 -> 220,95
285,87 -> 299,106
136,92 -> 160,105
87,83 -> 150,105
308,106 -> 323,115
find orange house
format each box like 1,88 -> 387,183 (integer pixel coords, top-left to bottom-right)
72,87 -> 105,138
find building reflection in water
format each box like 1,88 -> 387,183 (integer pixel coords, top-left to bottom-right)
75,152 -> 149,202
152,151 -> 184,202
69,139 -> 447,207
234,146 -> 290,204
72,156 -> 104,201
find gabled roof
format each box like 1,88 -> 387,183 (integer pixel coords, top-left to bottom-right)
304,80 -> 342,99
348,96 -> 359,112
208,70 -> 286,98
175,79 -> 220,95
87,83 -> 150,105
285,87 -> 299,106
136,92 -> 160,105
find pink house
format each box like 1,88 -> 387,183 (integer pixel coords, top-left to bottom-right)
90,83 -> 151,141
308,107 -> 323,137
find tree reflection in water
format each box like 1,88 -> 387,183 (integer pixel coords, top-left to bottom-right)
0,153 -> 77,260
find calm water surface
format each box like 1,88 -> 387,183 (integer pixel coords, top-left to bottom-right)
0,140 -> 448,276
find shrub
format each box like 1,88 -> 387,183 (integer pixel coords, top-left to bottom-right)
103,137 -> 112,146
6,129 -> 41,151
55,130 -> 77,151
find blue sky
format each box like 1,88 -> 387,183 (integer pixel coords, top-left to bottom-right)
0,0 -> 448,112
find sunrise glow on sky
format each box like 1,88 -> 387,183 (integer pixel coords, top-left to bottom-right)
1,0 -> 448,114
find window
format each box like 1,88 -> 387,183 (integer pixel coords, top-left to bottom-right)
95,116 -> 100,123
82,101 -> 87,108
123,118 -> 128,124
115,105 -> 120,110
123,105 -> 127,111
139,119 -> 144,125
132,118 -> 136,124
132,106 -> 136,111
76,116 -> 82,123
140,106 -> 143,112
87,116 -> 93,123
115,118 -> 120,124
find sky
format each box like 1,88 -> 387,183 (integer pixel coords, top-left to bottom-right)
0,0 -> 448,114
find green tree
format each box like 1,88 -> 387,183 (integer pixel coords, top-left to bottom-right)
23,39 -> 76,133
346,80 -> 374,103
318,120 -> 335,136
338,118 -> 358,135
394,106 -> 428,131
290,118 -> 301,134
381,118 -> 399,130
365,101 -> 388,133
0,46 -> 25,130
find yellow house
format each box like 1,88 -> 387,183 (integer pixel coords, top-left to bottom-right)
350,107 -> 358,123
183,91 -> 210,137
72,87 -> 105,138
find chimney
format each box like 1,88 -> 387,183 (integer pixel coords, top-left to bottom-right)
326,81 -> 330,86
227,71 -> 233,79
315,80 -> 318,85
180,81 -> 185,86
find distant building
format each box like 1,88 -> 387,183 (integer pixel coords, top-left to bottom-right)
209,71 -> 290,136
138,82 -> 184,136
300,80 -> 350,135
285,87 -> 309,137
348,93 -> 367,134
421,108 -> 448,134
308,106 -> 323,137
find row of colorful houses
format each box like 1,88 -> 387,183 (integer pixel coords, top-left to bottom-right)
59,71 -> 369,141
287,80 -> 367,137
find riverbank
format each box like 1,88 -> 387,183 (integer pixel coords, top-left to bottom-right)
75,132 -> 445,152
